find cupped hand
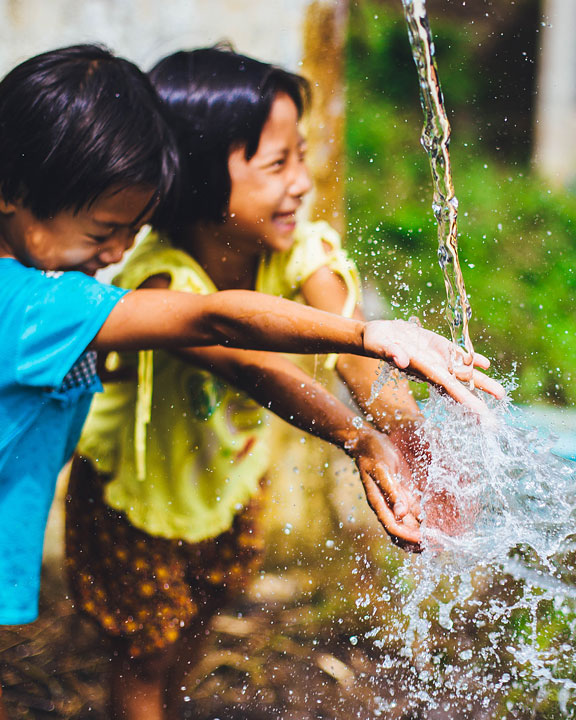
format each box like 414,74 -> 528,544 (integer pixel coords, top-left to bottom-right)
389,422 -> 479,543
349,428 -> 422,553
363,319 -> 505,414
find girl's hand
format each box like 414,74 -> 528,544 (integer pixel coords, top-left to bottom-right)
389,420 -> 430,490
389,422 -> 478,541
347,428 -> 422,553
362,319 -> 504,414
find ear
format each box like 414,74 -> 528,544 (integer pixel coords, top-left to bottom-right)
0,194 -> 17,214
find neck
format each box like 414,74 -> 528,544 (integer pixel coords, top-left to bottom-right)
175,222 -> 260,291
0,221 -> 16,260
0,244 -> 13,259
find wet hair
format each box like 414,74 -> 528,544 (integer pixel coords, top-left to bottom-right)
0,44 -> 179,222
148,45 -> 309,229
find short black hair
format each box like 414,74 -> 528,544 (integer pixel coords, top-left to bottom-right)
148,45 -> 309,229
0,44 -> 179,221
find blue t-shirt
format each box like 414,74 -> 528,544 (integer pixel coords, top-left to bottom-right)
0,259 -> 128,624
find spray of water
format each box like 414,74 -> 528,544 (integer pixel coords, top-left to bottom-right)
365,392 -> 576,716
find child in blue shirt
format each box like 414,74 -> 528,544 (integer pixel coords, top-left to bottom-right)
0,43 -> 502,718
0,263 -> 127,624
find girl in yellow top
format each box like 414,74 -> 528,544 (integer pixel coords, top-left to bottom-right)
66,47 -> 503,720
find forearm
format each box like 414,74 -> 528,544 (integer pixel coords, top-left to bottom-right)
92,287 -> 504,415
200,291 -> 370,356
94,288 -> 368,356
178,345 -> 421,547
182,346 -> 368,452
239,360 -> 422,546
336,353 -> 422,434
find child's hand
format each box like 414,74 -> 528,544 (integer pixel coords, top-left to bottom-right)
362,319 -> 504,414
389,422 -> 478,541
389,420 -> 430,490
348,428 -> 422,552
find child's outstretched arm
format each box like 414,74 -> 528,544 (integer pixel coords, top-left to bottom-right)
173,344 -> 422,550
301,266 -> 504,419
92,288 -> 503,412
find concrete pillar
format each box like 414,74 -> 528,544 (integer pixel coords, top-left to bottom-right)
533,0 -> 576,187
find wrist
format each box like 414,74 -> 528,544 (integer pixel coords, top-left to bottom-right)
339,418 -> 378,459
359,321 -> 371,358
374,409 -> 423,436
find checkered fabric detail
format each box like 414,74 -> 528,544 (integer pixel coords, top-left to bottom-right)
59,351 -> 98,393
39,271 -> 100,393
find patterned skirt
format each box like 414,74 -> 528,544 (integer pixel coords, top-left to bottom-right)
65,456 -> 265,658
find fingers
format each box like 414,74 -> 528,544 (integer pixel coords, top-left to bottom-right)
472,369 -> 505,399
385,342 -> 410,370
411,358 -> 486,413
371,463 -> 422,522
451,363 -> 475,386
435,366 -> 504,411
471,352 -> 491,370
393,497 -> 408,519
414,354 -> 504,414
368,320 -> 505,409
441,377 -> 489,415
396,495 -> 423,524
360,458 -> 421,552
359,468 -> 422,552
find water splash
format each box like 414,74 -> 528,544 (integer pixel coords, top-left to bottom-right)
365,391 -> 576,716
401,0 -> 473,363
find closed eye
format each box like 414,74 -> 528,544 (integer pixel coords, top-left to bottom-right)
267,156 -> 286,170
87,233 -> 114,244
86,225 -> 141,244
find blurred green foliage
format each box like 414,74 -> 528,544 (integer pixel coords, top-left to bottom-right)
346,1 -> 576,406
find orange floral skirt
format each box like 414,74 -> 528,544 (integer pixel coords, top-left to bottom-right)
65,456 -> 265,658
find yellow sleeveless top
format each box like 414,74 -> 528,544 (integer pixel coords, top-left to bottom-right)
78,221 -> 360,542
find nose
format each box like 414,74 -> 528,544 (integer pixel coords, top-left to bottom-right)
98,231 -> 137,266
289,161 -> 312,199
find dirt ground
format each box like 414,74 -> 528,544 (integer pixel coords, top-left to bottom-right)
1,560 -> 554,720
0,449 -> 414,719
0,561 -> 403,720
0,463 -> 536,720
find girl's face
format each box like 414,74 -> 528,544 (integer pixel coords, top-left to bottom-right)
224,92 -> 312,254
0,186 -> 155,275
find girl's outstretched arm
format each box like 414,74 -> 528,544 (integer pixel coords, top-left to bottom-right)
174,343 -> 421,550
92,288 -> 503,413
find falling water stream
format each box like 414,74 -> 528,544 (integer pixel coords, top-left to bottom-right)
359,2 -> 576,717
401,0 -> 473,364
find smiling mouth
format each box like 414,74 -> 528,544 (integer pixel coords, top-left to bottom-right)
273,212 -> 297,226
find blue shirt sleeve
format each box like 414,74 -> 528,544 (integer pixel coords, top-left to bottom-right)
15,270 -> 128,389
